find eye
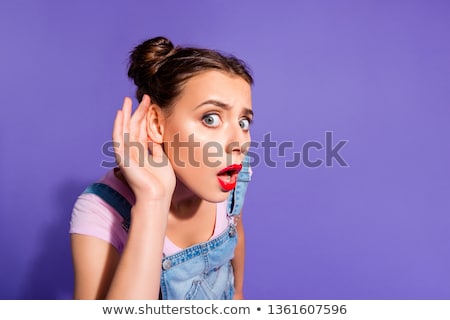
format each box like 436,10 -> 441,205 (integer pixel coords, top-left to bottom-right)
239,118 -> 251,131
202,114 -> 221,127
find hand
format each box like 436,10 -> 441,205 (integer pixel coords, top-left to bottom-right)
113,95 -> 175,205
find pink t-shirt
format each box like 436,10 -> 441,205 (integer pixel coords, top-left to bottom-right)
69,169 -> 230,256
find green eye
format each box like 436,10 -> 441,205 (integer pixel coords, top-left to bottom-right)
239,118 -> 251,130
202,114 -> 220,127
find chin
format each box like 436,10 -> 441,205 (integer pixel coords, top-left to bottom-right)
200,190 -> 230,203
176,174 -> 231,203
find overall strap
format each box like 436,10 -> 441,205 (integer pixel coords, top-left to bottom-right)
227,154 -> 251,217
82,182 -> 132,231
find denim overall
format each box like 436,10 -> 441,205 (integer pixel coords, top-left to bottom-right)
82,155 -> 251,299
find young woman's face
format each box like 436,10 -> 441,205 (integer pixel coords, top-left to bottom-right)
162,70 -> 253,203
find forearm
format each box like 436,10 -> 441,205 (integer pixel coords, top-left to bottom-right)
231,218 -> 245,298
106,200 -> 168,300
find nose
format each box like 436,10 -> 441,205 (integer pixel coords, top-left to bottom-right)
227,141 -> 241,154
225,125 -> 250,161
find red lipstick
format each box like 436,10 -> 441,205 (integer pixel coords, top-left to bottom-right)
217,164 -> 242,191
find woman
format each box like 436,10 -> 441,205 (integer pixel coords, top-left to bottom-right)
70,36 -> 254,299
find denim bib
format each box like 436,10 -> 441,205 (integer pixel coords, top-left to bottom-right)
160,223 -> 238,299
82,155 -> 251,299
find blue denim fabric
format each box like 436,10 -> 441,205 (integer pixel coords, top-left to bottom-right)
227,154 -> 252,216
160,224 -> 237,299
82,182 -> 132,231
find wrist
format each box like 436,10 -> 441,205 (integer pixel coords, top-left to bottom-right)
132,198 -> 170,222
134,196 -> 170,210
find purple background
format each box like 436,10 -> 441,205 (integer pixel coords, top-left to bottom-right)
1,0 -> 449,299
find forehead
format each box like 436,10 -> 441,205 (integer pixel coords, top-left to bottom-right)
177,70 -> 252,109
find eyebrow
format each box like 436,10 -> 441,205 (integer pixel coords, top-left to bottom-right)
194,99 -> 254,117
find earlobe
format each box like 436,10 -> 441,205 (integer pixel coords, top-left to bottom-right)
146,102 -> 165,144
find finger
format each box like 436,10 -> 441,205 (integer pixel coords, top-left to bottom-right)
122,97 -> 132,135
113,109 -> 124,142
112,109 -> 124,165
130,95 -> 151,142
131,94 -> 150,124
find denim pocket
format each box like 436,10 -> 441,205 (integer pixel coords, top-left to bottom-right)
185,280 -> 216,300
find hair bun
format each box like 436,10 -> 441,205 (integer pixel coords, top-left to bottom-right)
128,36 -> 176,88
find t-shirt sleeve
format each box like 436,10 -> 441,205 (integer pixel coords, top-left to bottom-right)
69,193 -> 128,253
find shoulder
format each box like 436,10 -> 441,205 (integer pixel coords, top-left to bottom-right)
69,169 -> 131,253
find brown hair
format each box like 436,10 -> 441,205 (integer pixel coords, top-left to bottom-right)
127,36 -> 253,111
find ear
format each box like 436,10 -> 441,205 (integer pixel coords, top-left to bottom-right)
146,100 -> 165,144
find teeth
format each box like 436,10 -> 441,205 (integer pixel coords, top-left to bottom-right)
219,172 -> 232,183
218,169 -> 237,185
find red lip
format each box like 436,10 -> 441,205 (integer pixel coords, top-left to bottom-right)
217,164 -> 242,191
217,164 -> 243,175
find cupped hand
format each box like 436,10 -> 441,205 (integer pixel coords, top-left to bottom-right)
112,95 -> 175,204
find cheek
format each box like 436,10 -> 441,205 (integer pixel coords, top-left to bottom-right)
165,132 -> 210,169
163,120 -> 228,168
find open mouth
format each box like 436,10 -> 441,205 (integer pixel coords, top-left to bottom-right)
217,164 -> 242,191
